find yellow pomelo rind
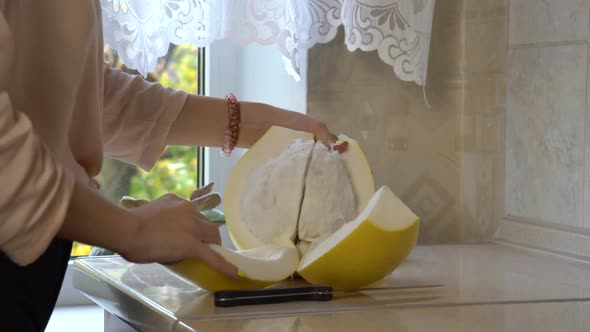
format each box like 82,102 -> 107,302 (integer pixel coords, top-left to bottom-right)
165,261 -> 274,292
297,221 -> 419,289
224,126 -> 313,250
166,244 -> 299,291
297,186 -> 419,290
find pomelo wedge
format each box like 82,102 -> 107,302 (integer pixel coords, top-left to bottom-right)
166,244 -> 299,292
297,186 -> 419,289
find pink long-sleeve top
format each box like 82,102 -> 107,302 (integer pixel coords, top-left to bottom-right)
0,1 -> 189,265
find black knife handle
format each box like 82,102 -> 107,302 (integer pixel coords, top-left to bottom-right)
214,285 -> 334,307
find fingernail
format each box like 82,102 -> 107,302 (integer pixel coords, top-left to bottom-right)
333,140 -> 348,154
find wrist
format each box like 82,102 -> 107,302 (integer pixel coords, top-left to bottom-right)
221,93 -> 241,157
114,209 -> 143,259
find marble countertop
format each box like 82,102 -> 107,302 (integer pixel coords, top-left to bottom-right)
72,243 -> 590,331
180,300 -> 590,332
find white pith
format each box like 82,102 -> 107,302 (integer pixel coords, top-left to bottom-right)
210,244 -> 299,281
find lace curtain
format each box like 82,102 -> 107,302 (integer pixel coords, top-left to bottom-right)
101,0 -> 435,86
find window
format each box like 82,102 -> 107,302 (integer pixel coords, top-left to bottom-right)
70,44 -> 206,257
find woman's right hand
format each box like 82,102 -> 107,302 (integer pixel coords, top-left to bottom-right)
121,193 -> 238,279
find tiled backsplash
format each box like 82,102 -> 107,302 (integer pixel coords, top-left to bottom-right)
307,0 -> 508,243
508,0 -> 589,45
496,0 -> 590,261
506,44 -> 586,228
308,0 -> 590,260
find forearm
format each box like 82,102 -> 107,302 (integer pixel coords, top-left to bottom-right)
58,181 -> 139,257
167,95 -> 320,148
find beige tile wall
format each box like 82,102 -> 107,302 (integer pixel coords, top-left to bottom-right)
509,0 -> 589,45
461,0 -> 507,242
506,44 -> 586,228
489,0 -> 590,260
306,1 -> 508,243
505,0 -> 589,229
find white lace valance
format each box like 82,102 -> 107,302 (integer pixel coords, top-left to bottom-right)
101,0 -> 435,86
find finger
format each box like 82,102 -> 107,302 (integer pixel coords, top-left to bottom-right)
192,193 -> 222,211
327,132 -> 338,142
190,182 -> 215,200
314,132 -> 335,141
319,140 -> 332,149
316,133 -> 338,149
193,244 -> 239,279
162,193 -> 183,201
193,216 -> 222,244
333,140 -> 348,154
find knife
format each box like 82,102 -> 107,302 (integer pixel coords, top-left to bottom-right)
214,284 -> 444,307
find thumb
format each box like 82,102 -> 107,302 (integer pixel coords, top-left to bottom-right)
194,244 -> 239,280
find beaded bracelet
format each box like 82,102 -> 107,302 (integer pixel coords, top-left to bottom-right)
221,93 -> 241,157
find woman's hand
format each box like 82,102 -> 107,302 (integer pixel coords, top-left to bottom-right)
310,119 -> 338,148
122,193 -> 238,279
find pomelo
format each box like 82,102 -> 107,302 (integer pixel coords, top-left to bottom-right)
166,126 -> 420,290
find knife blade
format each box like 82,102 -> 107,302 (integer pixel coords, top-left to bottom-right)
213,284 -> 444,307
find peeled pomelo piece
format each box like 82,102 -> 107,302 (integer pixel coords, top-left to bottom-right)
224,126 -> 314,250
297,186 -> 420,290
166,244 -> 299,292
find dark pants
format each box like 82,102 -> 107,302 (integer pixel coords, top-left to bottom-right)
0,237 -> 72,331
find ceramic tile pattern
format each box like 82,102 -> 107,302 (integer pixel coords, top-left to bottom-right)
509,0 -> 589,45
307,0 -> 590,248
503,0 -> 590,247
307,0 -> 508,243
506,44 -> 586,227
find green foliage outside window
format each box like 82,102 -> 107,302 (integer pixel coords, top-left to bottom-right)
129,146 -> 198,200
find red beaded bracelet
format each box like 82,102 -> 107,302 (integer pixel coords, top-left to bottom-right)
221,93 -> 241,157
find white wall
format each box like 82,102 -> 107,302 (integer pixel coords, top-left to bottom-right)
204,39 -> 308,248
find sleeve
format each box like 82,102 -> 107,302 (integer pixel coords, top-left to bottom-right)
102,67 -> 189,171
0,94 -> 75,266
0,9 -> 75,265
